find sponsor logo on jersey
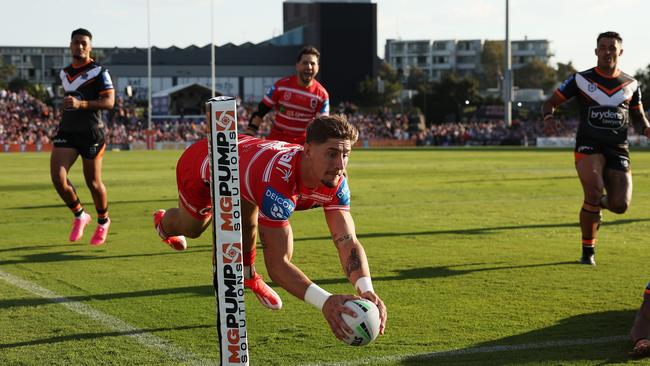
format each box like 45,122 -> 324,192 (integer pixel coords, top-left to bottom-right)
587,106 -> 627,130
576,145 -> 595,153
336,178 -> 351,205
276,167 -> 292,182
262,187 -> 295,220
621,158 -> 629,169
587,83 -> 597,92
275,149 -> 299,182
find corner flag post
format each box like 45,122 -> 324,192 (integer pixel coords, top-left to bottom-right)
206,96 -> 249,366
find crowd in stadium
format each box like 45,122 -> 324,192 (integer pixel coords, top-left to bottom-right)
0,88 -> 589,147
0,89 -> 59,145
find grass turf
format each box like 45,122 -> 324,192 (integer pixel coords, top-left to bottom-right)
1,148 -> 649,365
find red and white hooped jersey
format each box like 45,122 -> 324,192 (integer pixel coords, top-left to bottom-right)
193,135 -> 349,227
262,75 -> 329,144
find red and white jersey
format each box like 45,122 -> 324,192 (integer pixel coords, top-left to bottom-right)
195,135 -> 349,227
263,75 -> 330,144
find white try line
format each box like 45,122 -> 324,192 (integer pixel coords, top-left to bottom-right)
300,334 -> 629,366
0,269 -> 215,366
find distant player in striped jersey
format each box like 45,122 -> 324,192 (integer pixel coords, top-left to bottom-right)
245,46 -> 330,145
630,283 -> 650,358
50,28 -> 115,246
154,116 -> 387,341
542,31 -> 650,265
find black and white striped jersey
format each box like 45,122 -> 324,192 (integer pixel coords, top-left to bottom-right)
59,60 -> 113,132
555,67 -> 641,146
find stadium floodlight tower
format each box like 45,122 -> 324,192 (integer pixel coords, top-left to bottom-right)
146,0 -> 153,148
504,0 -> 513,127
211,0 -> 216,98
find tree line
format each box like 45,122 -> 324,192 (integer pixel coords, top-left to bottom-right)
357,41 -> 650,124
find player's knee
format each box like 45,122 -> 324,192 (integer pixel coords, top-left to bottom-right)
583,191 -> 603,205
184,227 -> 203,239
608,200 -> 628,214
51,175 -> 64,188
50,170 -> 66,187
244,221 -> 258,239
85,177 -> 101,191
266,257 -> 289,284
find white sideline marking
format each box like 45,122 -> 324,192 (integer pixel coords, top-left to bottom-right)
0,269 -> 215,365
300,335 -> 629,366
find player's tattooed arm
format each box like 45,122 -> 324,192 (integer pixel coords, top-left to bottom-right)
345,248 -> 361,278
333,233 -> 353,249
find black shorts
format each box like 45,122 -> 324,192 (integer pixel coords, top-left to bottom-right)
574,137 -> 630,172
53,128 -> 106,159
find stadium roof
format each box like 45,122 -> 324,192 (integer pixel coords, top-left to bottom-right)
104,43 -> 302,66
151,82 -> 212,98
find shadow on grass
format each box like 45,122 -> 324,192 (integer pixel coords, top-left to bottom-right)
6,197 -> 178,210
0,182 -> 53,192
0,261 -> 575,309
445,175 -> 574,184
399,310 -> 637,365
311,261 -> 578,286
0,244 -> 71,253
0,247 -> 212,266
294,217 -> 650,242
0,284 -> 215,309
0,324 -> 210,349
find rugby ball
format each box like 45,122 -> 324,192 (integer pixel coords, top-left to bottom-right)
341,299 -> 380,346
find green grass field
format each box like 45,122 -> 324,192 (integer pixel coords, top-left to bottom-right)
2,148 -> 650,365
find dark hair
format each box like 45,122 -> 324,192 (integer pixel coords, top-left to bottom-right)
296,45 -> 320,63
71,28 -> 93,40
306,115 -> 358,144
597,31 -> 622,44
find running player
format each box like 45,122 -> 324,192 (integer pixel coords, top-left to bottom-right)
541,31 -> 650,265
51,28 -> 115,246
244,46 -> 329,145
630,283 -> 650,358
154,115 -> 387,340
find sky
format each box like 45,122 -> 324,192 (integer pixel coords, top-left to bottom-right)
2,0 -> 649,74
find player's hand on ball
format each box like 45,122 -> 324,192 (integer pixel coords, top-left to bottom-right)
322,294 -> 359,341
360,291 -> 387,335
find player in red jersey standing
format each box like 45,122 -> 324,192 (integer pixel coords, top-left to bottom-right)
153,115 -> 387,341
542,31 -> 650,265
245,46 -> 330,145
50,28 -> 115,246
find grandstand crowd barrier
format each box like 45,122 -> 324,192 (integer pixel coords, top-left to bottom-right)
355,139 -> 416,148
7,137 -> 650,153
536,136 -> 649,148
2,143 -> 53,152
2,139 -> 418,153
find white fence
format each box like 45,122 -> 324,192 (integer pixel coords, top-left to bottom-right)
536,135 -> 648,148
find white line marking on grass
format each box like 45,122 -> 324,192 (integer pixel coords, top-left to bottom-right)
0,269 -> 215,366
300,334 -> 629,366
